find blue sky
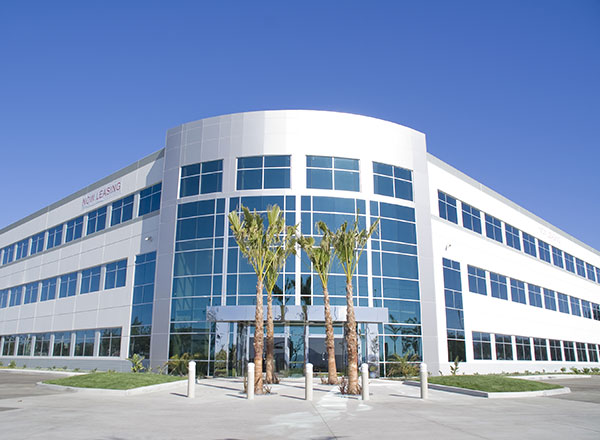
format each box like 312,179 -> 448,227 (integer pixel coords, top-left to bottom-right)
1,1 -> 599,248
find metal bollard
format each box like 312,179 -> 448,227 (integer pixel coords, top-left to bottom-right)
420,362 -> 428,399
305,363 -> 313,401
187,361 -> 196,398
361,363 -> 369,401
247,362 -> 255,400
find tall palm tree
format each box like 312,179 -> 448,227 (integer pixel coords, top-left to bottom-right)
332,216 -> 379,394
264,229 -> 296,384
228,205 -> 288,394
298,221 -> 338,385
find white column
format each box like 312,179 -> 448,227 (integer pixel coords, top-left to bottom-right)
247,362 -> 255,400
420,362 -> 428,399
187,361 -> 196,398
305,363 -> 313,401
361,363 -> 369,401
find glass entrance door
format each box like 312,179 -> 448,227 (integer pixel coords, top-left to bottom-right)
308,337 -> 345,373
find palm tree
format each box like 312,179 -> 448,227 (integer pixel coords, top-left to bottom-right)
298,221 -> 338,385
264,229 -> 296,384
228,205 -> 288,394
332,216 -> 379,394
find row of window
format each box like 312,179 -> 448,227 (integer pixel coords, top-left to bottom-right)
472,331 -> 599,363
179,156 -> 413,201
0,259 -> 127,308
438,191 -> 600,285
1,183 -> 161,267
0,327 -> 122,358
467,265 -> 600,322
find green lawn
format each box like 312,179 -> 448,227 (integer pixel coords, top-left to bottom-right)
427,375 -> 562,393
44,372 -> 185,390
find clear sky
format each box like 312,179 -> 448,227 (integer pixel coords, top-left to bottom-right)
1,1 -> 599,248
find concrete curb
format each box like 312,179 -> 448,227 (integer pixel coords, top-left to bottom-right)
0,368 -> 86,376
37,379 -> 187,396
514,374 -> 591,380
403,380 -> 571,398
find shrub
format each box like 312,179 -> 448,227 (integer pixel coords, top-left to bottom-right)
338,376 -> 362,395
8,361 -> 17,369
127,354 -> 146,373
386,353 -> 420,378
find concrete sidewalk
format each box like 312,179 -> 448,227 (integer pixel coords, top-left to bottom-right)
1,375 -> 599,439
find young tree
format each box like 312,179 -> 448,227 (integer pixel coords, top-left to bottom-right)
264,228 -> 296,384
332,216 -> 379,394
228,205 -> 288,393
298,221 -> 338,384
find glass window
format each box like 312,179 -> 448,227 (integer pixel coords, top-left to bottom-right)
461,203 -> 482,234
538,240 -> 551,263
65,216 -> 84,242
484,214 -> 503,243
549,339 -> 562,361
80,266 -> 102,294
307,156 -> 359,192
373,162 -> 413,201
575,258 -> 586,277
581,300 -> 592,319
53,332 -> 71,357
569,296 -> 582,316
111,195 -> 134,226
490,272 -> 508,300
528,284 -> 542,308
564,253 -> 575,273
9,286 -> 23,307
15,239 -> 29,261
2,245 -> 15,264
0,289 -> 9,308
46,224 -> 64,249
34,333 -> 51,356
23,282 -> 38,304
59,272 -> 78,298
180,160 -> 224,197
238,156 -> 290,190
510,279 -> 526,304
543,289 -> 556,311
551,247 -> 564,269
139,182 -> 162,216
87,207 -> 107,235
99,328 -> 121,357
533,338 -> 548,361
74,330 -> 95,356
495,334 -> 513,360
522,232 -> 537,257
593,303 -> 600,321
588,344 -> 599,363
467,266 -> 487,295
438,191 -> 458,224
576,342 -> 588,362
30,232 -> 45,255
505,224 -> 521,250
557,293 -> 570,314
105,259 -> 127,289
515,336 -> 532,360
563,341 -> 576,361
40,278 -> 57,301
17,334 -> 33,356
586,263 -> 596,282
472,332 -> 492,360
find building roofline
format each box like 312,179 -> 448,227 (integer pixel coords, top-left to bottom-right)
427,153 -> 600,258
0,148 -> 165,236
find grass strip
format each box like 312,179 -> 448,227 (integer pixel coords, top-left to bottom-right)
427,375 -> 562,393
44,372 -> 184,390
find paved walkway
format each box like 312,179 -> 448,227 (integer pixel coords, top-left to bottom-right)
0,371 -> 599,439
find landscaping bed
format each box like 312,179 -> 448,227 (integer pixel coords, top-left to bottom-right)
427,375 -> 562,393
44,372 -> 184,390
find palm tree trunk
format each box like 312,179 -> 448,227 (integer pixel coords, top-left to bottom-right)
345,280 -> 359,394
254,279 -> 264,394
265,289 -> 275,384
323,286 -> 338,384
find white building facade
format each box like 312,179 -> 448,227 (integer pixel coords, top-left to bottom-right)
0,110 -> 598,375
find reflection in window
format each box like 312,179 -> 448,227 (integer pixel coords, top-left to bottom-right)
139,182 -> 162,216
180,160 -> 223,197
373,162 -> 412,201
307,156 -> 359,191
237,156 -> 290,191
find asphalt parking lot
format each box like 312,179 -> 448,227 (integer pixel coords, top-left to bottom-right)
0,370 -> 70,401
546,376 -> 600,404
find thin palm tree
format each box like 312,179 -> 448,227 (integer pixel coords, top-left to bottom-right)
298,221 -> 338,385
332,216 -> 379,394
228,205 -> 288,394
264,228 -> 296,384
